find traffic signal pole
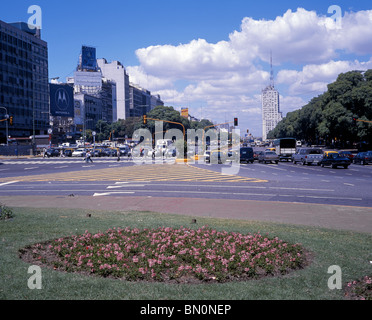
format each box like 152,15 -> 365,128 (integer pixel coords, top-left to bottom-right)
0,106 -> 9,146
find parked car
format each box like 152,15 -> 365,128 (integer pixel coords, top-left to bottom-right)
240,147 -> 254,163
353,151 -> 372,165
320,152 -> 351,169
292,148 -> 323,165
72,148 -> 86,157
45,148 -> 60,157
258,151 -> 279,164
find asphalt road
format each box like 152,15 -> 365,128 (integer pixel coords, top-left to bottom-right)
0,156 -> 371,207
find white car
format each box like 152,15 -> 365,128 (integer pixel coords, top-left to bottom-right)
72,148 -> 86,157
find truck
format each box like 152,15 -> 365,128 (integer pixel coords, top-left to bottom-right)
292,147 -> 323,165
273,138 -> 297,161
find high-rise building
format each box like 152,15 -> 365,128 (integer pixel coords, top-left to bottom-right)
97,58 -> 130,121
261,53 -> 282,141
0,20 -> 49,141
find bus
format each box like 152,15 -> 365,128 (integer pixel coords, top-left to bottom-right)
273,138 -> 297,161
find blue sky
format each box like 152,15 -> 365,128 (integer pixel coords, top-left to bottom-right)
1,0 -> 372,137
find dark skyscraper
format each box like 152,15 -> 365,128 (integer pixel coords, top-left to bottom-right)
0,20 -> 49,142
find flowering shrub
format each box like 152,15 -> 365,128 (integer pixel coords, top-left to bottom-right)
345,276 -> 372,300
27,226 -> 307,282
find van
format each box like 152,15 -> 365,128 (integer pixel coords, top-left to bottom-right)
240,147 -> 254,163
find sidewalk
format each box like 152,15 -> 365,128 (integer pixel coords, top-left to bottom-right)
1,195 -> 371,234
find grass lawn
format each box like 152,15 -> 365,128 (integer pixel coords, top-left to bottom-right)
0,206 -> 371,300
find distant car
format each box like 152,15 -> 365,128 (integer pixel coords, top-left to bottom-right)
104,148 -> 117,157
339,151 -> 356,161
353,151 -> 372,165
45,148 -> 60,157
72,148 -> 86,157
258,151 -> 279,164
227,150 -> 239,163
320,152 -> 351,169
63,149 -> 74,157
204,151 -> 211,163
119,146 -> 129,156
165,148 -> 177,157
209,150 -> 227,164
292,148 -> 323,165
253,151 -> 263,161
92,148 -> 106,157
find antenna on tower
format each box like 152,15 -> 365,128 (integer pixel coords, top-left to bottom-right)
270,50 -> 274,87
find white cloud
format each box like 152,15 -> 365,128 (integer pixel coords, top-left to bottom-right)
127,8 -> 372,136
126,66 -> 173,91
277,58 -> 372,96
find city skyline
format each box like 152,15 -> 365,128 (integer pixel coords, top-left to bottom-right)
1,0 -> 372,137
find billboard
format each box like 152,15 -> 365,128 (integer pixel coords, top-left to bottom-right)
81,46 -> 97,71
181,108 -> 189,118
50,84 -> 74,117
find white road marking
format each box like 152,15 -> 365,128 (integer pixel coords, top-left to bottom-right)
0,181 -> 19,187
93,192 -> 135,196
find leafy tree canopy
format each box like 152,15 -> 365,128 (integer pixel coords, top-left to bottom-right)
267,70 -> 372,148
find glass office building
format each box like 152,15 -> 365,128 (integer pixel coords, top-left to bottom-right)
0,20 -> 49,142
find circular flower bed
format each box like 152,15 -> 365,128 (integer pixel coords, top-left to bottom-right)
21,226 -> 308,283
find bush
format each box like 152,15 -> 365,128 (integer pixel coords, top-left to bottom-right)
345,276 -> 372,300
0,203 -> 14,220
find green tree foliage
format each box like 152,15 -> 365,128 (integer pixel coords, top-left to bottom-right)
268,70 -> 372,147
92,106 -> 215,142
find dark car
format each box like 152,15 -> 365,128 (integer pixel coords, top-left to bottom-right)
104,148 -> 117,157
320,152 -> 351,169
92,148 -> 106,157
258,151 -> 279,164
339,151 -> 356,161
63,149 -> 73,157
240,147 -> 254,163
45,148 -> 60,157
353,151 -> 372,165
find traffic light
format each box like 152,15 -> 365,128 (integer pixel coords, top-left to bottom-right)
9,116 -> 13,126
352,117 -> 357,125
234,118 -> 238,126
143,115 -> 147,125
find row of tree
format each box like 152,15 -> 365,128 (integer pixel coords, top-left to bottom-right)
85,106 -> 215,142
267,70 -> 372,148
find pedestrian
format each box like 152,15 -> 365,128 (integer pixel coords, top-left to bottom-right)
117,148 -> 120,161
86,150 -> 93,163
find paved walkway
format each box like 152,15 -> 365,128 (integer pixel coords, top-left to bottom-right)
1,195 -> 371,234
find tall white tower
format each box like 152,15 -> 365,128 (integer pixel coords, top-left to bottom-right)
97,58 -> 130,121
261,52 -> 282,141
